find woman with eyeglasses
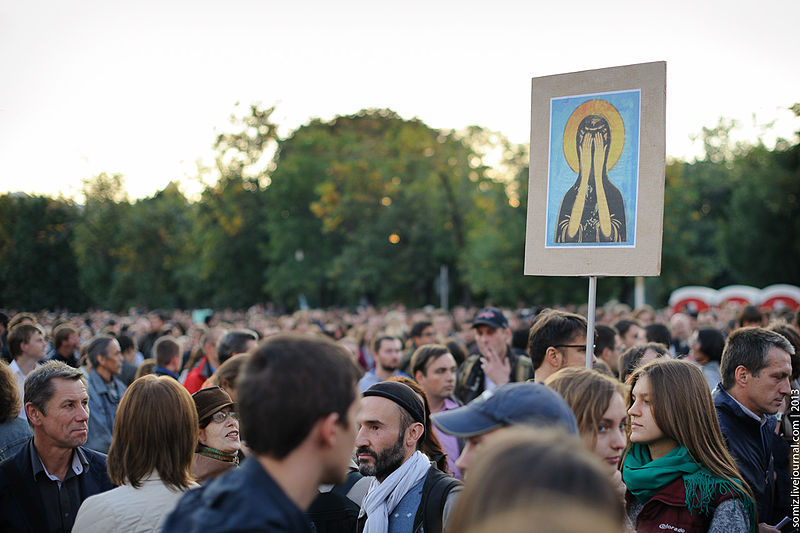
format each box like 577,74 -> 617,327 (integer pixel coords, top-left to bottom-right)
191,386 -> 241,483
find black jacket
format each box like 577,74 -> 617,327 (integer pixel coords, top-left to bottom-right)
0,439 -> 114,533
164,454 -> 312,533
713,385 -> 777,524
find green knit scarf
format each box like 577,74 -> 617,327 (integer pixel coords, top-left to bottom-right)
622,443 -> 756,533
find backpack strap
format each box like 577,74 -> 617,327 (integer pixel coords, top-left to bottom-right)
307,471 -> 364,533
413,466 -> 462,533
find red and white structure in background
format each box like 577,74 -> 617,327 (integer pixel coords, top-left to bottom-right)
669,284 -> 800,314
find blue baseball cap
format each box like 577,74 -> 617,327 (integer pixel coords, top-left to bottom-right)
431,382 -> 578,437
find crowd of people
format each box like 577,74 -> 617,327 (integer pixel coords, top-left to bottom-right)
0,300 -> 796,533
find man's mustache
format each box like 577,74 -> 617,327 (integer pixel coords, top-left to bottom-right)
357,446 -> 377,459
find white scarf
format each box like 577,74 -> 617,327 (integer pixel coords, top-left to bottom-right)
360,451 -> 431,533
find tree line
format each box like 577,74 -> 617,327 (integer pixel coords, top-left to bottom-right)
1,105 -> 798,312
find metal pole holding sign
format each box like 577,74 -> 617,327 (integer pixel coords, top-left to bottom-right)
586,276 -> 597,369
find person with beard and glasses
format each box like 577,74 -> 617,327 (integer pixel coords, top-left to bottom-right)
356,381 -> 461,533
359,336 -> 408,392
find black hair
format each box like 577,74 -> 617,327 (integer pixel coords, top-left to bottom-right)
238,333 -> 361,459
644,324 -> 671,348
528,310 -> 587,370
217,330 -> 258,364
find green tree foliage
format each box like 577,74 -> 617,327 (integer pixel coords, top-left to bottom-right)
108,182 -> 194,309
2,104 -> 798,311
71,174 -> 196,309
72,173 -> 130,308
656,109 -> 800,302
716,141 -> 800,285
265,109 -> 510,307
0,194 -> 83,310
186,104 -> 278,308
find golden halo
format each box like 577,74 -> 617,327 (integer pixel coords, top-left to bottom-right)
562,99 -> 625,173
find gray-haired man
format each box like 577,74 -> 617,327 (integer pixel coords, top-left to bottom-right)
0,361 -> 114,532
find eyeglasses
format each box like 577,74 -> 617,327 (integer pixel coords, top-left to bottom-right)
554,344 -> 596,350
209,410 -> 238,424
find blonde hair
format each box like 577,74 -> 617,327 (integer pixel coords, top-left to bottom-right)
448,428 -> 623,533
545,367 -> 626,448
464,503 -> 623,533
107,375 -> 197,490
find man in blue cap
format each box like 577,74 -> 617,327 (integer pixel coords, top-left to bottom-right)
432,382 -> 578,477
454,308 -> 533,404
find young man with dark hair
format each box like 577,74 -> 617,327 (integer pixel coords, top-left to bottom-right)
455,308 -> 533,404
714,327 -> 793,530
359,335 -> 407,392
164,333 -> 362,533
736,305 -> 764,328
594,325 -> 620,378
182,327 -> 226,394
411,344 -> 462,478
0,361 -> 114,532
529,309 -> 593,383
216,329 -> 258,365
399,321 -> 435,374
117,333 -> 139,386
137,312 -> 168,358
8,323 -> 48,420
644,323 -> 671,349
153,336 -> 181,380
356,381 -> 461,533
45,324 -> 80,368
613,318 -> 645,352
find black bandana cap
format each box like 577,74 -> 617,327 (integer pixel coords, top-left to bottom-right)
363,381 -> 426,427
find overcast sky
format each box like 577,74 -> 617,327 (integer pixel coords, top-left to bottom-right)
1,0 -> 797,199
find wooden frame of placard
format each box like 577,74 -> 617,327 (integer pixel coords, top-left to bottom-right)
524,61 -> 666,277
525,61 -> 666,367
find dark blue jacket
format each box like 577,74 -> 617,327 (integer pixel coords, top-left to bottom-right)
713,385 -> 777,524
0,439 -> 114,533
163,455 -> 313,533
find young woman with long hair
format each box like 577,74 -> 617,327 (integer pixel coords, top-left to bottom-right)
623,358 -> 757,532
545,367 -> 628,498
